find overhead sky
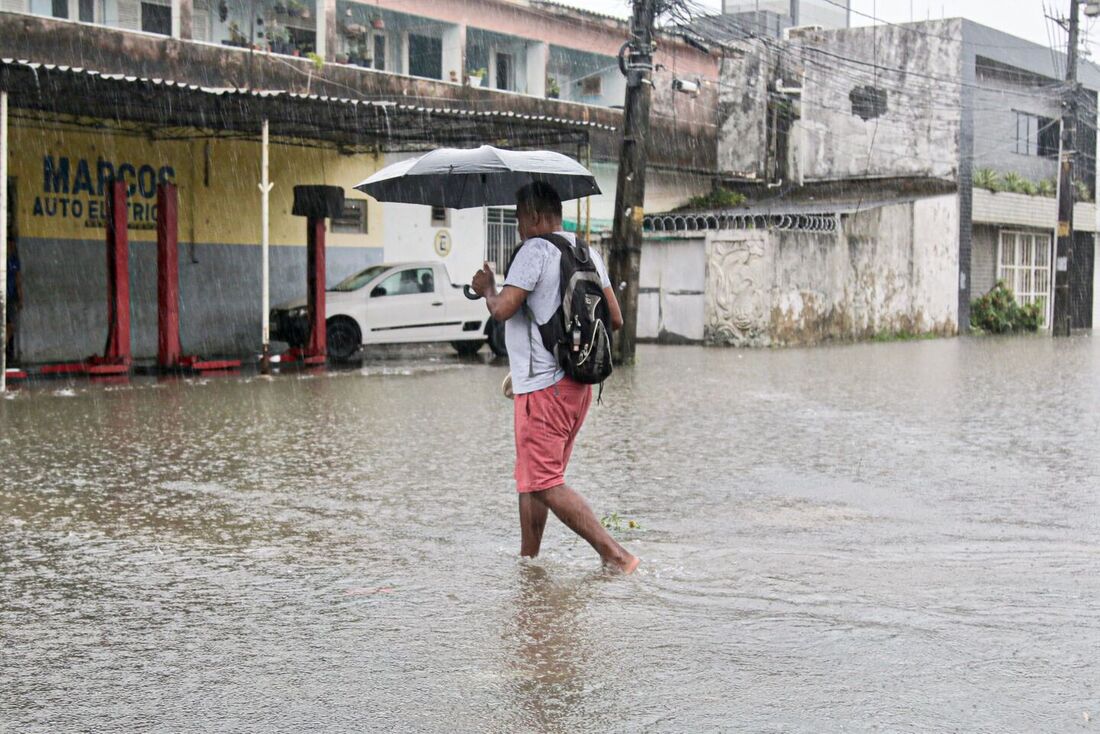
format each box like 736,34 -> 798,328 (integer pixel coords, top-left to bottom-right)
564,1 -> 1099,57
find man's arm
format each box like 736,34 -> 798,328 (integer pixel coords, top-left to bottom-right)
604,286 -> 623,331
471,262 -> 528,321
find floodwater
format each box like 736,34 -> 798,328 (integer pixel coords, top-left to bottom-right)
2,337 -> 1098,732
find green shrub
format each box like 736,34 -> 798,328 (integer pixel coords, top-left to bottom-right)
1001,172 -> 1028,194
1075,179 -> 1094,203
970,281 -> 1044,334
685,188 -> 747,210
1037,178 -> 1056,197
973,168 -> 1000,191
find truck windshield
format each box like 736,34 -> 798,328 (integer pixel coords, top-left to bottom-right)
331,265 -> 389,292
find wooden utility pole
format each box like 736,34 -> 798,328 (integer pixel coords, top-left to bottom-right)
609,0 -> 658,364
1053,0 -> 1080,337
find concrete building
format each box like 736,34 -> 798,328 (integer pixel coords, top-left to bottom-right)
716,0 -> 849,41
0,0 -> 719,363
639,18 -> 1100,345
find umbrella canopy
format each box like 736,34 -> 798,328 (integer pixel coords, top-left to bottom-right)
353,145 -> 601,209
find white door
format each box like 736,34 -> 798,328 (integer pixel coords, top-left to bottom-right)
364,266 -> 449,342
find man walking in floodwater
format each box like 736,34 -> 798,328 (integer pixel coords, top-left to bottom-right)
471,182 -> 639,574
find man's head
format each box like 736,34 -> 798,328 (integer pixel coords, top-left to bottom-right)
515,181 -> 563,240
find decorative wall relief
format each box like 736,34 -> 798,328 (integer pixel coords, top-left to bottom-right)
704,234 -> 771,346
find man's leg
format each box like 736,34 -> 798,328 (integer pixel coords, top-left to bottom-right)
518,492 -> 548,557
534,484 -> 639,573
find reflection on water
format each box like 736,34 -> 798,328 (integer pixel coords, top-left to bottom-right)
2,337 -> 1099,731
507,563 -> 589,733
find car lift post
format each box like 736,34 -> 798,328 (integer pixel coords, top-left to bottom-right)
85,179 -> 132,376
286,185 -> 343,366
155,182 -> 240,373
157,182 -> 182,367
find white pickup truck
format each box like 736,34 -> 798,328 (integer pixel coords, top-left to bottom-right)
270,261 -> 506,362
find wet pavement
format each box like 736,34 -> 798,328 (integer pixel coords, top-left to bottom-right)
2,336 -> 1098,732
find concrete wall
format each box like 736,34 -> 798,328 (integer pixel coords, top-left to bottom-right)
700,195 -> 959,346
972,61 -> 1060,185
716,40 -> 770,180
971,224 -> 998,298
792,21 -> 963,183
718,21 -> 964,183
637,237 -> 706,342
1095,239 -> 1100,329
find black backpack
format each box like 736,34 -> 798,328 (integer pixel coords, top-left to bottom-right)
510,233 -> 614,388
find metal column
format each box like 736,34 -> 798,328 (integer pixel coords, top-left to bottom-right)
86,179 -> 132,375
1,91 -> 7,393
304,216 -> 327,363
260,119 -> 273,373
157,182 -> 182,367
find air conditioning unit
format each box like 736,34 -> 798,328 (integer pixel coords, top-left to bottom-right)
783,24 -> 826,41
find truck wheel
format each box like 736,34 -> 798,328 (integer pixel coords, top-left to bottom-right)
326,318 -> 361,363
452,340 -> 483,356
487,319 -> 507,358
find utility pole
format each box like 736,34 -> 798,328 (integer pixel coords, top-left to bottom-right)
609,0 -> 657,365
1053,0 -> 1081,337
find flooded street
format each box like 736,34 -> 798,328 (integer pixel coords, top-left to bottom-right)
2,337 -> 1099,732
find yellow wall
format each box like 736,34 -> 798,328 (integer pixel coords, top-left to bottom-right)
9,114 -> 383,249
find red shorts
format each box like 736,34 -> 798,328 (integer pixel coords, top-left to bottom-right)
514,376 -> 592,493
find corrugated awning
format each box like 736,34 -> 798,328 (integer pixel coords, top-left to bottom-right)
0,58 -> 616,150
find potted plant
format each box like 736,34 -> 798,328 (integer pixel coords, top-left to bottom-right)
226,21 -> 249,47
335,51 -> 349,64
269,23 -> 291,54
285,0 -> 303,18
546,74 -> 560,99
467,67 -> 486,87
343,22 -> 366,39
370,13 -> 384,30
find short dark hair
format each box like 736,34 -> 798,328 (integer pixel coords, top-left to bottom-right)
515,181 -> 563,219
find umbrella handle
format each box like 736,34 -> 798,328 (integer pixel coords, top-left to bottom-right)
463,285 -> 481,300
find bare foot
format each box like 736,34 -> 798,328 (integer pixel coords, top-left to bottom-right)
606,553 -> 640,575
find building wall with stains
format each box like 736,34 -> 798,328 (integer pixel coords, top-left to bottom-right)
717,21 -> 965,184
8,113 -> 384,363
791,21 -> 963,183
640,195 -> 959,345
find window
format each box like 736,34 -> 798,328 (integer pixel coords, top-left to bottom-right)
29,0 -> 67,17
580,74 -> 602,96
998,230 -> 1052,325
496,52 -> 514,91
79,0 -> 95,22
141,1 -> 171,34
373,33 -> 386,71
331,265 -> 388,292
430,206 -> 450,227
1015,112 -> 1058,158
485,207 -> 519,272
373,267 -> 435,297
332,199 -> 368,234
408,34 -> 442,79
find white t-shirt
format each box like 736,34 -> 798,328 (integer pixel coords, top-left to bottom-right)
502,231 -> 612,395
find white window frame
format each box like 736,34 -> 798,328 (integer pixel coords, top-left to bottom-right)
997,229 -> 1053,327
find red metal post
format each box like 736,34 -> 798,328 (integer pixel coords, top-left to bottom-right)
104,179 -> 131,365
305,216 -> 326,360
156,183 -> 182,367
